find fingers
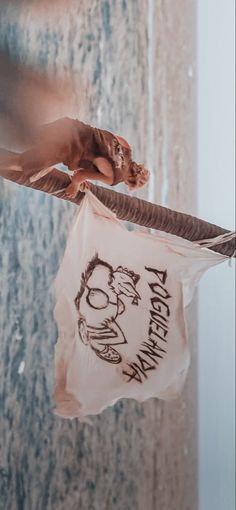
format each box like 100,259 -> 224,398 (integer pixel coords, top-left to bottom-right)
79,181 -> 89,192
64,185 -> 79,199
64,180 -> 89,198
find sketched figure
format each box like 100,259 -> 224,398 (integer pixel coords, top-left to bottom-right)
74,254 -> 141,364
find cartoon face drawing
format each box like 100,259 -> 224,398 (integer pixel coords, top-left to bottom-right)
74,254 -> 141,364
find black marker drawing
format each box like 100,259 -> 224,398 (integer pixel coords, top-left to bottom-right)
74,254 -> 141,364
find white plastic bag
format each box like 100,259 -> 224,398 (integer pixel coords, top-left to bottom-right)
53,190 -> 229,419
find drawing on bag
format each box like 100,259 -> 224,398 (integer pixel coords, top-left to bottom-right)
74,254 -> 141,364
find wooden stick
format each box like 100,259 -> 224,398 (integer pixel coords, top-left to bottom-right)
0,162 -> 235,257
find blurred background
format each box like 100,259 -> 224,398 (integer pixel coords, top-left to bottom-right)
198,1 -> 235,510
0,1 -> 234,509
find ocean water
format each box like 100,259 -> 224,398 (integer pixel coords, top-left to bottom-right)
0,2 -> 197,509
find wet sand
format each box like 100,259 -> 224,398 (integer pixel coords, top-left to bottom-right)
0,2 -> 197,509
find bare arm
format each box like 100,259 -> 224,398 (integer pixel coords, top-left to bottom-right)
65,165 -> 113,199
17,117 -> 94,173
75,168 -> 113,184
92,156 -> 113,181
